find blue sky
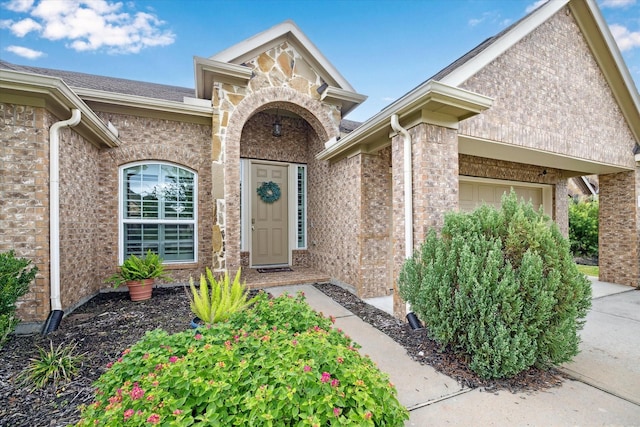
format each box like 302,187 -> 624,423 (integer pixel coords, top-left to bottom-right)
1,0 -> 639,122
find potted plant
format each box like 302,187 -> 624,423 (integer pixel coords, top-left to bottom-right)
188,267 -> 256,327
106,250 -> 171,301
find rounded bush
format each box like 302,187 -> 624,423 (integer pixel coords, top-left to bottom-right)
76,292 -> 409,426
399,191 -> 592,379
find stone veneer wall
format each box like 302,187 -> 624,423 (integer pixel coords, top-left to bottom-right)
599,170 -> 639,287
220,41 -> 341,273
0,103 -> 50,322
458,7 -> 636,170
95,112 -> 214,285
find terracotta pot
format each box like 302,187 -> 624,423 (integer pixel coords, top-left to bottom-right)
125,279 -> 154,301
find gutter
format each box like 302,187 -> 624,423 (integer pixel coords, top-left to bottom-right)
42,109 -> 81,335
390,115 -> 413,259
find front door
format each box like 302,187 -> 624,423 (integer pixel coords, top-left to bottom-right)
251,163 -> 288,266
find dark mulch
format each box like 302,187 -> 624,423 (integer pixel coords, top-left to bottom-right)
0,284 -> 565,427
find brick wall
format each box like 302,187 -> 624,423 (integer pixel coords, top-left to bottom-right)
0,103 -> 50,321
458,7 -> 636,170
95,111 -> 214,285
599,170 -> 639,287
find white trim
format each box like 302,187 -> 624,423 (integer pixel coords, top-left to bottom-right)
459,176 -> 553,217
118,161 -> 198,265
210,20 -> 356,92
291,164 -> 308,250
240,159 -> 250,252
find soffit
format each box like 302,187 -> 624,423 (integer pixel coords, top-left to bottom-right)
459,135 -> 633,176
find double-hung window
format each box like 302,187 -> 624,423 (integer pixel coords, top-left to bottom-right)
120,163 -> 197,263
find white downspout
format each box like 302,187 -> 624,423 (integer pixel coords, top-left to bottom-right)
390,114 -> 413,259
390,114 -> 418,321
44,109 -> 81,333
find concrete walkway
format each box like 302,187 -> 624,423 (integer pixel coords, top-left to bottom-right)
270,281 -> 640,426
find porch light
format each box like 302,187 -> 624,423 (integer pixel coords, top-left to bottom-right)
273,110 -> 282,137
634,144 -> 640,163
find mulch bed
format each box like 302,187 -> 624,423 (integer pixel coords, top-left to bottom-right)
0,284 -> 565,427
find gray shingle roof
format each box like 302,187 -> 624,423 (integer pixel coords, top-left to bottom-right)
0,60 -> 195,102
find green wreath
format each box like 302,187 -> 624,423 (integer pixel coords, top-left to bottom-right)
257,181 -> 281,203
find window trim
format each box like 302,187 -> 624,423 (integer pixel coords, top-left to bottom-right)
118,161 -> 198,265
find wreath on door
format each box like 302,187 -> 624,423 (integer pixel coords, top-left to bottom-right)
257,181 -> 281,203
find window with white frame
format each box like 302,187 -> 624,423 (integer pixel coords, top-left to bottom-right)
296,165 -> 307,249
121,163 -> 196,263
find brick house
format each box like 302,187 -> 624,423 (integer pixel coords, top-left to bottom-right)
1,0 -> 638,330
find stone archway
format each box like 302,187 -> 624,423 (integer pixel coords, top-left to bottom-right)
223,87 -> 340,270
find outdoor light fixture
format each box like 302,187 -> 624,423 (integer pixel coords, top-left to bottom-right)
272,110 -> 282,137
634,143 -> 640,163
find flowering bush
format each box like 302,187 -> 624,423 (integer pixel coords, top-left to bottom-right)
75,292 -> 408,426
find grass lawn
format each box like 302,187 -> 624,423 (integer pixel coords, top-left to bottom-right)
577,264 -> 599,277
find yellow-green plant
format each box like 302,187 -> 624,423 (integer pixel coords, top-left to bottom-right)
188,268 -> 255,324
18,341 -> 84,391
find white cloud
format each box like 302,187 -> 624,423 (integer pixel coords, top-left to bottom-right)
9,17 -> 41,36
1,0 -> 175,54
6,44 -> 43,58
600,0 -> 636,8
525,0 -> 549,13
610,23 -> 640,51
3,0 -> 34,13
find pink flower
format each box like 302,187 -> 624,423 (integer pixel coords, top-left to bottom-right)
331,378 -> 340,388
330,315 -> 336,324
364,411 -> 372,420
105,362 -> 113,369
173,409 -> 182,415
142,353 -> 149,359
129,384 -> 145,400
155,364 -> 163,371
333,407 -> 341,417
337,357 -> 344,364
194,334 -> 202,340
303,365 -> 312,372
146,413 -> 160,424
291,339 -> 298,346
122,348 -> 131,355
320,372 -> 331,383
123,409 -> 134,420
168,356 -> 178,363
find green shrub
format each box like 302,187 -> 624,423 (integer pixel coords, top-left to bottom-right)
188,268 -> 255,324
399,191 -> 592,379
18,341 -> 84,390
0,250 -> 38,347
75,292 -> 409,426
106,250 -> 171,288
568,197 -> 599,257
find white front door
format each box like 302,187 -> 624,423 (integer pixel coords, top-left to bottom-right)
251,163 -> 289,266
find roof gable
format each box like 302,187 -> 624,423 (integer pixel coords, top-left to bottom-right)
211,20 -> 355,92
437,0 -> 639,143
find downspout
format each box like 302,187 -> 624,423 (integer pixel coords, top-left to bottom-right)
390,114 -> 413,259
42,109 -> 81,335
390,115 -> 421,328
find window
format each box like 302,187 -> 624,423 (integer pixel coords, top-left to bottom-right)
121,163 -> 196,263
296,165 -> 306,249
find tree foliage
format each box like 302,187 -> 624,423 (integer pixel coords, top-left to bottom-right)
399,191 -> 592,379
568,197 -> 599,257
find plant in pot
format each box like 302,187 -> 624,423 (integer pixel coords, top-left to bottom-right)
106,250 -> 171,301
188,267 -> 256,327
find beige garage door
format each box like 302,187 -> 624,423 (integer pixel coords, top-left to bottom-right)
459,180 -> 543,213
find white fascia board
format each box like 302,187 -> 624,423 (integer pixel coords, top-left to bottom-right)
210,20 -> 356,92
440,0 -> 569,87
317,80 -> 492,161
0,69 -> 120,148
74,87 -> 214,117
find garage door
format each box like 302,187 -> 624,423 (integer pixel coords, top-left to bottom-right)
459,179 -> 543,213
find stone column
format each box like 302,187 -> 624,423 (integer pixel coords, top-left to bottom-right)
554,179 -> 569,237
392,122 -> 459,318
599,169 -> 640,287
